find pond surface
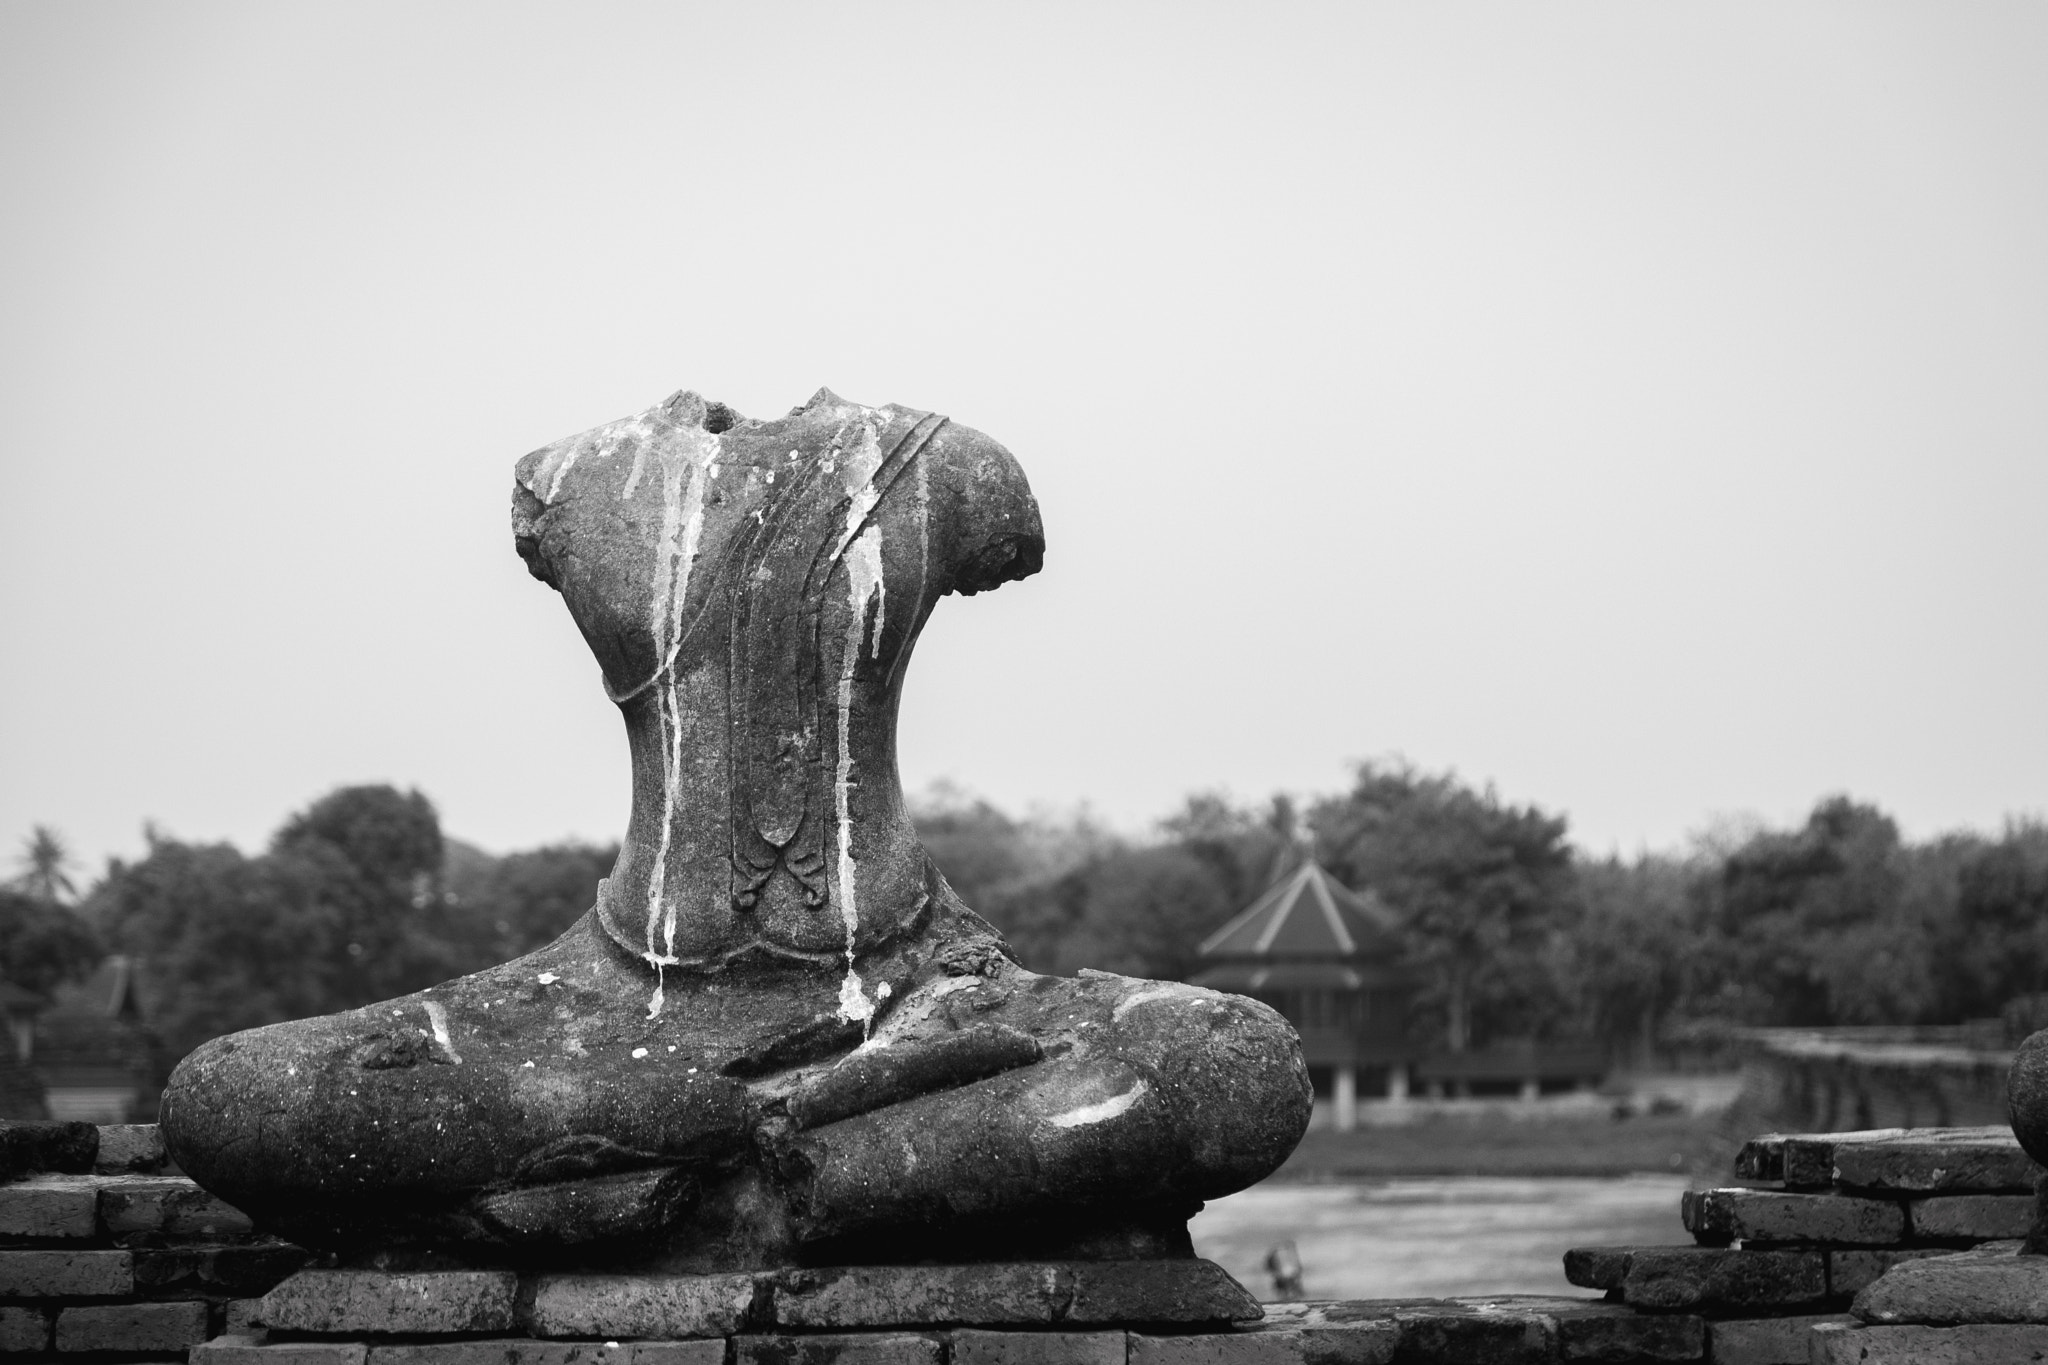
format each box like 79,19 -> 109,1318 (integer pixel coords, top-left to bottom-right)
1188,1175 -> 1691,1302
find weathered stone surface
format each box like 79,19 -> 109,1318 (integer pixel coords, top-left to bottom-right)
94,1123 -> 169,1174
1706,1313 -> 1851,1365
0,1120 -> 96,1181
1682,1188 -> 1905,1246
1550,1302 -> 1704,1361
734,1333 -> 942,1365
1911,1193 -> 2039,1241
133,1242 -> 309,1296
1251,1298 -> 1682,1365
0,1306 -> 50,1354
1734,1134 -> 1788,1184
1560,1247 -> 1632,1291
1776,1126 -> 2041,1195
365,1343 -> 650,1365
194,1343 -> 369,1365
523,1272 -> 764,1339
1381,1298 -> 1557,1363
0,1175 -> 97,1240
0,1247 -> 132,1296
627,1345 -> 729,1365
770,1260 -> 1261,1329
1129,1333 -> 1300,1364
99,1173 -> 255,1239
1812,1319 -> 2048,1363
258,1269 -> 519,1335
1064,1261 -> 1264,1326
1249,1304 -> 1399,1364
54,1300 -> 210,1352
162,388 -> 1314,1269
1562,1245 -> 1827,1311
949,1328 -> 1128,1365
1851,1239 -> 2048,1324
1829,1247 -> 1953,1296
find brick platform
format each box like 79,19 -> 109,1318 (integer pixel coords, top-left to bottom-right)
9,1117 -> 2048,1362
1565,1124 -> 2047,1364
0,1120 -> 306,1359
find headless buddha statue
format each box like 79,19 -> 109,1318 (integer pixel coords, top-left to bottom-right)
161,388 -> 1313,1268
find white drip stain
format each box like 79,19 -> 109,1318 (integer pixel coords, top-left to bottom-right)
1048,1080 -> 1147,1129
1111,985 -> 1197,1022
831,417 -> 892,1027
621,443 -> 648,501
634,429 -> 717,1011
546,444 -> 584,503
422,1001 -> 462,1064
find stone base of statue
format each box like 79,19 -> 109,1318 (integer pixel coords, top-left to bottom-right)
250,1259 -> 1262,1338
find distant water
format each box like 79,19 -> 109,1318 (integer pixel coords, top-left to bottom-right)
1189,1175 -> 1691,1302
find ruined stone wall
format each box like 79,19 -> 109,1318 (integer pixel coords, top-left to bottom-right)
7,1118 -> 2048,1363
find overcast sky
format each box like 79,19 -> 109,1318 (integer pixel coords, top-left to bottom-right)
3,2 -> 2044,878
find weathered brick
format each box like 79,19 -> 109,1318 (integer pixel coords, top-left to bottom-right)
54,1300 -> 210,1352
523,1272 -> 764,1339
134,1242 -> 311,1297
0,1175 -> 98,1240
770,1260 -> 1259,1329
1706,1313 -> 1852,1365
1852,1240 -> 2048,1325
223,1299 -> 265,1336
1248,1303 -> 1399,1364
258,1269 -> 518,1335
0,1120 -> 97,1179
1565,1246 -> 1827,1312
192,1342 -> 369,1365
1550,1303 -> 1703,1361
623,1346 -> 728,1365
950,1329 -> 1128,1365
1734,1134 -> 1788,1184
1764,1127 -> 2038,1193
1829,1127 -> 2039,1195
93,1124 -> 169,1174
1780,1134 -> 1851,1189
366,1342 -> 635,1365
1387,1300 -> 1557,1364
0,1247 -> 133,1296
1129,1332 -> 1300,1365
1682,1188 -> 1905,1246
1811,1319 -> 2048,1363
1828,1247 -> 1953,1297
1064,1261 -> 1264,1325
1560,1246 -> 1633,1291
0,1305 -> 51,1354
98,1174 -> 256,1239
1910,1194 -> 2038,1242
734,1332 -> 942,1365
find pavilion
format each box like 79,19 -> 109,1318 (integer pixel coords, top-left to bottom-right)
1189,857 -> 1418,1131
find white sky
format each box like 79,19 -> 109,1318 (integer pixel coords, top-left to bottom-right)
3,2 -> 2044,875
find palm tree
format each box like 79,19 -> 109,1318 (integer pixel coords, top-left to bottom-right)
13,826 -> 77,904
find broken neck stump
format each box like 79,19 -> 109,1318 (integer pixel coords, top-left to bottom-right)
159,387 -> 1312,1275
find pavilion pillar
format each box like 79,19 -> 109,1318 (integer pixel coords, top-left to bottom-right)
1334,1065 -> 1357,1132
1386,1064 -> 1409,1104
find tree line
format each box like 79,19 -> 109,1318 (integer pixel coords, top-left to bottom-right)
7,765 -> 2047,1071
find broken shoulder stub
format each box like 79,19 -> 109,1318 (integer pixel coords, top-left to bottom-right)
158,386 -> 1314,1273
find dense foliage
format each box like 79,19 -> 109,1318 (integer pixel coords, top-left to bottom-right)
71,786 -> 615,1062
8,770 -> 2046,1068
917,768 -> 2048,1058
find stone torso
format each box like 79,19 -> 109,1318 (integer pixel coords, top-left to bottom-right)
510,389 -> 1043,987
